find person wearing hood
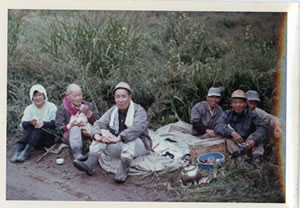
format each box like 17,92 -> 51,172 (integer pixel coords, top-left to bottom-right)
73,82 -> 152,183
10,84 -> 58,163
55,84 -> 100,161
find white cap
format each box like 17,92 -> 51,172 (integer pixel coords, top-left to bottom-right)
113,82 -> 132,94
207,87 -> 221,97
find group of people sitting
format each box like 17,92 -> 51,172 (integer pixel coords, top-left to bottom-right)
10,82 -> 281,184
191,87 -> 281,168
10,82 -> 151,183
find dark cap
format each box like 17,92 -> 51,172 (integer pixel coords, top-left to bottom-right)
246,90 -> 260,101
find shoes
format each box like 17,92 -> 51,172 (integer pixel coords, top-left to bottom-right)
232,151 -> 242,160
251,154 -> 263,169
114,159 -> 131,183
16,144 -> 32,162
73,153 -> 98,176
10,143 -> 26,163
71,147 -> 88,161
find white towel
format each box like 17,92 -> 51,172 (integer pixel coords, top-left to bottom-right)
109,100 -> 135,135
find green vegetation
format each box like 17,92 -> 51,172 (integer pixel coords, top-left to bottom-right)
7,10 -> 285,202
148,151 -> 284,202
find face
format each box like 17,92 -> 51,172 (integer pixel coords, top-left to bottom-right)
247,100 -> 258,111
33,92 -> 45,108
68,89 -> 83,107
114,89 -> 131,112
231,98 -> 247,114
206,96 -> 221,110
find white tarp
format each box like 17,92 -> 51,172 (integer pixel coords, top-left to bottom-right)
98,121 -> 224,175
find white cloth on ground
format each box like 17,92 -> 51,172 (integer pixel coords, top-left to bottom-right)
98,120 -> 222,175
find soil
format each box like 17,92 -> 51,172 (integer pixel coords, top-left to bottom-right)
6,144 -> 177,201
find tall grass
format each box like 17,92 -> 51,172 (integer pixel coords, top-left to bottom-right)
7,10 -> 283,131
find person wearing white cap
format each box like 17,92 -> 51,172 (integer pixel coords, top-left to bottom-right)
246,90 -> 282,142
10,84 -> 57,163
73,82 -> 152,183
190,87 -> 223,139
214,89 -> 267,168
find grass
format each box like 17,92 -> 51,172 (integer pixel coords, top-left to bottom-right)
7,10 -> 285,202
146,146 -> 284,202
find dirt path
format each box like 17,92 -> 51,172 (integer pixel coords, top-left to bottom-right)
6,147 -> 177,201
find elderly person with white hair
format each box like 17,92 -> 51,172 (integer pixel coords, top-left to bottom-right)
73,82 -> 152,183
10,84 -> 57,163
55,84 -> 100,161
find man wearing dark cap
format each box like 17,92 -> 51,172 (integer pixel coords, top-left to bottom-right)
190,87 -> 223,139
73,82 -> 152,183
246,90 -> 282,141
214,89 -> 267,168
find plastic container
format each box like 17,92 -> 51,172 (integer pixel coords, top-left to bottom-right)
197,152 -> 225,169
56,158 -> 64,165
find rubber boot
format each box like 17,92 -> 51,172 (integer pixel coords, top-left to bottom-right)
16,144 -> 32,162
73,154 -> 98,176
251,154 -> 263,169
10,143 -> 26,163
71,147 -> 88,161
114,159 -> 131,183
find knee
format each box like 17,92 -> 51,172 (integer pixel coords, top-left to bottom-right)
120,143 -> 136,160
69,126 -> 82,137
70,126 -> 81,132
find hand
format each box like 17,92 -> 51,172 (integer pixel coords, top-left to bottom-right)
94,135 -> 112,144
274,125 -> 282,139
80,104 -> 92,117
94,134 -> 103,142
71,120 -> 84,127
245,139 -> 256,150
206,129 -> 216,137
34,121 -> 44,128
231,131 -> 243,144
30,119 -> 37,126
108,136 -> 121,144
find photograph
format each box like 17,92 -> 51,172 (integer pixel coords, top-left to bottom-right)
1,1 -> 299,208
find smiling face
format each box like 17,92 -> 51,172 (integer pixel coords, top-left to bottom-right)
231,98 -> 247,114
32,91 -> 46,108
247,100 -> 258,111
67,89 -> 83,107
206,96 -> 221,110
114,88 -> 131,112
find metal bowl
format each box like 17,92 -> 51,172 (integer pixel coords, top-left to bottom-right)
197,152 -> 225,169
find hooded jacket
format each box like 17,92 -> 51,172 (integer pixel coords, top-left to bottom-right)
20,84 -> 57,130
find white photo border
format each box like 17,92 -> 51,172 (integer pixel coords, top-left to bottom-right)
1,1 -> 299,208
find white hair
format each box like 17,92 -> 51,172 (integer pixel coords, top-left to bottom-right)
66,83 -> 82,95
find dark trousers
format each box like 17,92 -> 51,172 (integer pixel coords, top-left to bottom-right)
18,127 -> 55,148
